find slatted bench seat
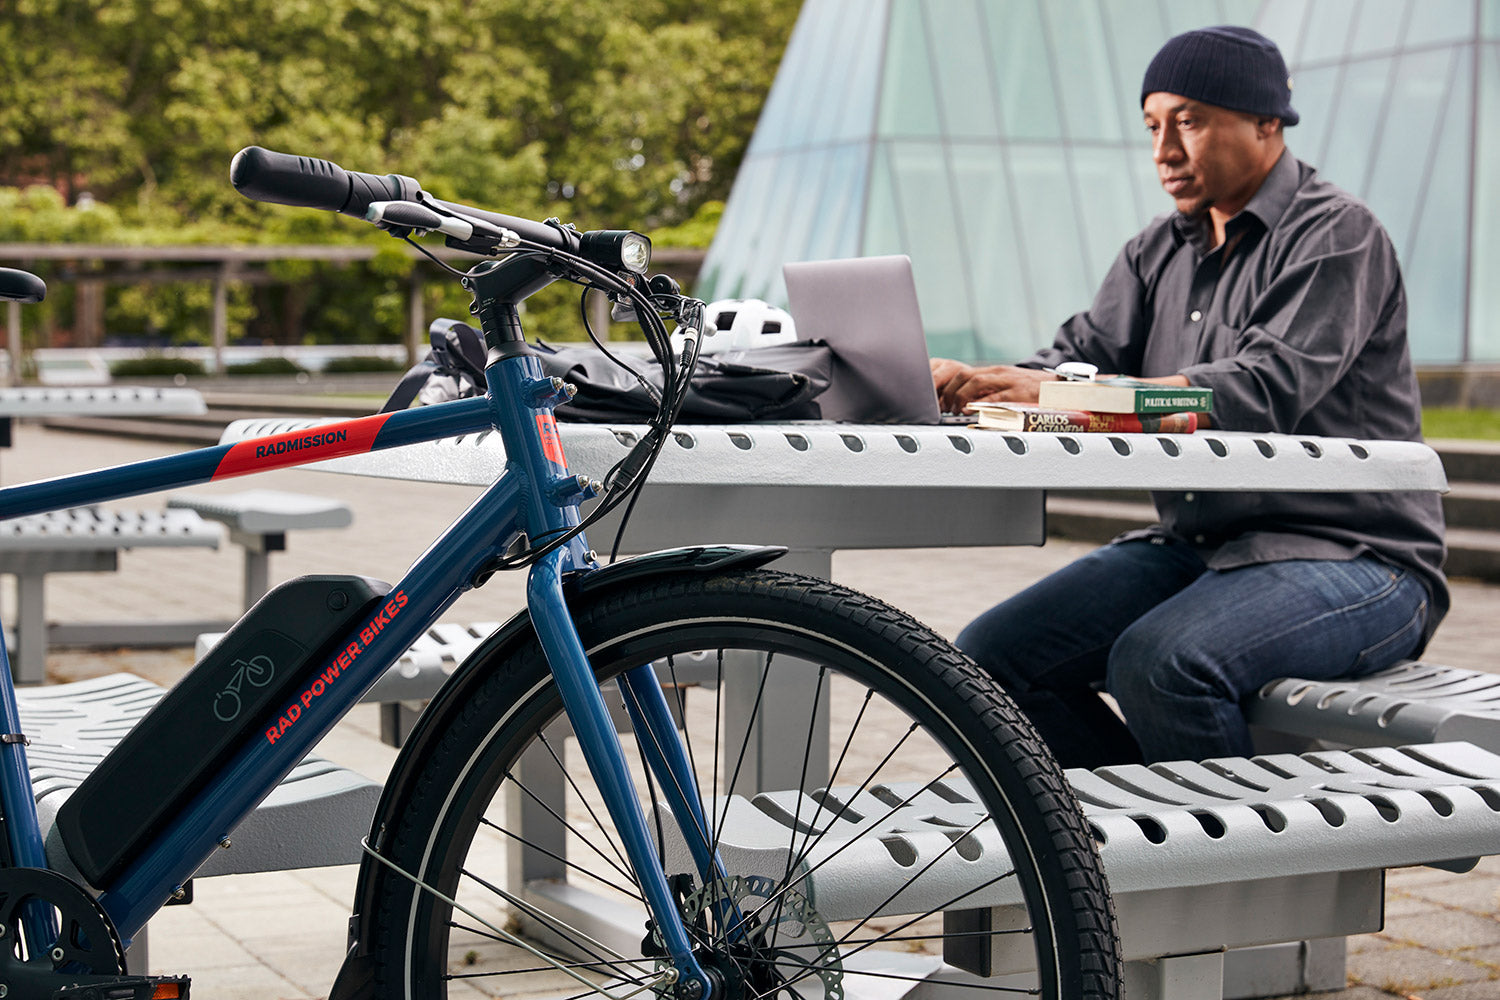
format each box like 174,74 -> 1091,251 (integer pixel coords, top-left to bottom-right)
0,507 -> 224,684
18,673 -> 380,879
17,672 -> 381,972
1250,659 -> 1500,752
663,741 -> 1500,1000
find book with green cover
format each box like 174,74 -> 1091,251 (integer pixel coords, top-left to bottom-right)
1036,377 -> 1213,414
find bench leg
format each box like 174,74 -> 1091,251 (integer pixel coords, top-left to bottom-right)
125,924 -> 149,975
229,529 -> 284,609
1124,952 -> 1224,1000
13,572 -> 47,685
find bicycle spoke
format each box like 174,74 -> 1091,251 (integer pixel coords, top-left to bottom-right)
500,770 -> 636,886
731,730 -> 935,931
766,664 -> 830,953
445,927 -> 655,983
532,730 -> 633,874
454,866 -> 654,980
751,954 -> 1044,997
712,650 -> 776,865
476,818 -> 646,903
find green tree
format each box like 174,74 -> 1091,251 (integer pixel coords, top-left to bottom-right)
0,0 -> 801,344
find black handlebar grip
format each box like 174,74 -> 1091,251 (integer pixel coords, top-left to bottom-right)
0,268 -> 46,304
230,147 -> 420,217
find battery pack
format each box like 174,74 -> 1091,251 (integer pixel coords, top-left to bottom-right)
55,574 -> 390,886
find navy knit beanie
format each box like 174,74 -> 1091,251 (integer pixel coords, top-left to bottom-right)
1141,26 -> 1299,126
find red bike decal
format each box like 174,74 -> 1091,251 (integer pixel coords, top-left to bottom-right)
266,590 -> 409,744
213,412 -> 393,479
536,413 -> 567,467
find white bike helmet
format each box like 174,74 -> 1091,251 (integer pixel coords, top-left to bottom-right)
675,298 -> 797,354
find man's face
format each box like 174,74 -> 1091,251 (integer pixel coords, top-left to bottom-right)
1143,92 -> 1271,219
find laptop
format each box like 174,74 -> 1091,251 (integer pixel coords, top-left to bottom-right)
782,255 -> 959,424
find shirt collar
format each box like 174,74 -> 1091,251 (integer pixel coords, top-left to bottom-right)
1170,148 -> 1300,252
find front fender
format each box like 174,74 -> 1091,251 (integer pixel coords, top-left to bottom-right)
329,543 -> 786,1000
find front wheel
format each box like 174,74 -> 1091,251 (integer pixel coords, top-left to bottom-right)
367,570 -> 1119,999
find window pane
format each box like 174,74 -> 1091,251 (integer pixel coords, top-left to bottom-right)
827,0 -> 888,142
1349,0 -> 1411,56
1071,147 -> 1147,288
1318,57 -> 1393,196
1287,64 -> 1339,160
1007,145 -> 1094,339
1043,0 -> 1121,141
802,0 -> 887,145
701,155 -> 779,300
1486,0 -> 1500,41
1366,47 -> 1456,256
927,0 -> 1000,138
951,143 -> 1029,361
1469,44 -> 1500,360
986,0 -> 1063,140
799,144 -> 869,264
1257,0 -> 1309,60
1099,0 -> 1171,142
887,143 -> 975,355
878,0 -> 942,137
1160,0 -> 1225,35
863,142 -> 906,258
1405,46 -> 1472,362
749,1 -> 832,154
1299,0 -> 1359,64
743,152 -> 820,303
1403,0 -> 1475,48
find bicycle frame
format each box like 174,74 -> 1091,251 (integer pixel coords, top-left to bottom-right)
0,255 -> 720,996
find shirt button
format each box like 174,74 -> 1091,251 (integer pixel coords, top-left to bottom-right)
1184,492 -> 1195,501
1194,534 -> 1207,544
1189,310 -> 1203,322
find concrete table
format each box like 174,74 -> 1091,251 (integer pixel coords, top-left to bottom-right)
215,417 -> 1452,998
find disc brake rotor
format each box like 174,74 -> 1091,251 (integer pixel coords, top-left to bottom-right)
653,873 -> 844,1000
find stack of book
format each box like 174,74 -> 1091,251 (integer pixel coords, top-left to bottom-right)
968,378 -> 1212,434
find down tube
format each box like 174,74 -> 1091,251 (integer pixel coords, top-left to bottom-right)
95,472 -> 525,943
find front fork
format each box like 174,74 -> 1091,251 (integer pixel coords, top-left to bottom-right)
526,553 -> 725,998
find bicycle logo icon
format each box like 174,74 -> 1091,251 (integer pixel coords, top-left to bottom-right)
213,655 -> 276,722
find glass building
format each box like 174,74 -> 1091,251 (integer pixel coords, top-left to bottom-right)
697,0 -> 1499,365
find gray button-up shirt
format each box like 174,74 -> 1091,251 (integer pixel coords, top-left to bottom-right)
1019,150 -> 1448,645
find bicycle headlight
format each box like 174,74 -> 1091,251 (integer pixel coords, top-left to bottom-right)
581,230 -> 652,275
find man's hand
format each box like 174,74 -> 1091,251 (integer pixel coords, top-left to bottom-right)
931,359 -> 1057,413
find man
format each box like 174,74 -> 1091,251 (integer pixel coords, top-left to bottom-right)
932,26 -> 1447,768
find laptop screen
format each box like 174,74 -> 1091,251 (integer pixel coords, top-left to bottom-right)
782,256 -> 946,424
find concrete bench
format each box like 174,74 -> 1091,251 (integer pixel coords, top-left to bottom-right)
18,672 -> 380,971
1251,659 -> 1500,752
0,507 -> 224,683
167,490 -> 353,608
666,741 -> 1500,1000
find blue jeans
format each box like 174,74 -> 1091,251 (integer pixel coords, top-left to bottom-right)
956,539 -> 1430,768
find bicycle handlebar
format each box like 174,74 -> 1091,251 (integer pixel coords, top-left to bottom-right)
229,146 -> 578,251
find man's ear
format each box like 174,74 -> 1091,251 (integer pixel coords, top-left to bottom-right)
1256,116 -> 1283,138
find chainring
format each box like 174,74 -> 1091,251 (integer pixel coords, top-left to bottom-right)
0,867 -> 126,993
652,873 -> 843,1000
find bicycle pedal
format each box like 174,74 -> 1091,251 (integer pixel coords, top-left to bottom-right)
52,974 -> 191,1000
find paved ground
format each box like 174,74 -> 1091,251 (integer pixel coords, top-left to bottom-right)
5,423 -> 1500,999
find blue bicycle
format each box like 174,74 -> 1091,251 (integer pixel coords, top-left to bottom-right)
0,149 -> 1118,1000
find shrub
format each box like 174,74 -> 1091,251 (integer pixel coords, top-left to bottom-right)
226,357 -> 305,376
321,356 -> 407,374
109,357 -> 207,378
